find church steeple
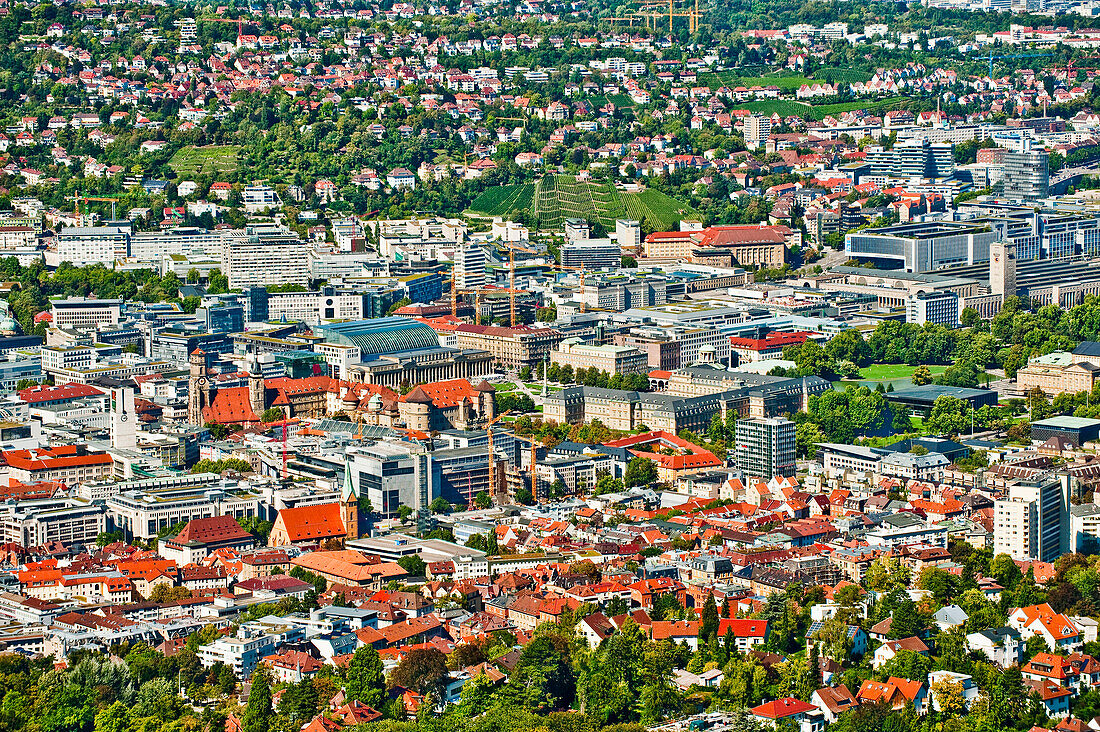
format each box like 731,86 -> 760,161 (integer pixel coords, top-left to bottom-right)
342,458 -> 360,540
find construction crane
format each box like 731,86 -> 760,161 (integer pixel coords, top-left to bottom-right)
986,50 -> 1054,79
198,16 -> 245,37
509,431 -> 540,501
498,240 -> 538,326
485,410 -> 512,499
555,263 -> 589,313
638,0 -> 702,33
69,192 -> 119,220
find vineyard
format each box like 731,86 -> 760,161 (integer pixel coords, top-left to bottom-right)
467,175 -> 696,231
168,145 -> 241,176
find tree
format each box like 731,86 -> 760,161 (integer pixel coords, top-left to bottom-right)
429,497 -> 452,514
397,554 -> 425,577
389,647 -> 448,697
242,666 -> 273,732
926,395 -> 972,435
345,646 -> 386,709
890,599 -> 924,639
911,364 -> 933,385
700,594 -> 719,644
474,491 -> 491,509
625,456 -> 658,488
261,407 -> 283,423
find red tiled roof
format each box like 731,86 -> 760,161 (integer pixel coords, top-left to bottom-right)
276,503 -> 347,542
167,515 -> 253,546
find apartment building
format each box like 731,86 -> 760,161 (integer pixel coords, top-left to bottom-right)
735,417 -> 796,478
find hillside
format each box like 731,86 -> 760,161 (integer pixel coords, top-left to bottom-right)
467,175 -> 697,232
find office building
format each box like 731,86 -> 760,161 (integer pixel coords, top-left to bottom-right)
50,298 -> 123,330
1003,147 -> 1049,203
55,225 -> 131,266
561,239 -> 620,270
846,221 -> 997,273
221,225 -> 308,289
564,219 -> 591,242
346,442 -> 433,519
454,244 -> 486,289
616,219 -> 642,249
735,416 -> 796,479
906,290 -> 960,327
993,475 -> 1069,563
744,115 -> 771,151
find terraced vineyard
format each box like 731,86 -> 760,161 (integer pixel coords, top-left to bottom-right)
469,175 -> 696,231
168,145 -> 241,176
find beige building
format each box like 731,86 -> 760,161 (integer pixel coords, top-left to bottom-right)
1017,351 -> 1100,396
549,338 -> 648,375
451,324 -> 562,370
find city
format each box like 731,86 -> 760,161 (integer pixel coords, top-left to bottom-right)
12,1 -> 1100,732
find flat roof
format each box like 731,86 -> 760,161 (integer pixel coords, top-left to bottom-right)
1031,416 -> 1100,429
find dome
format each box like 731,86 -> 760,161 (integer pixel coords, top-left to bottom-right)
316,317 -> 440,356
404,386 -> 434,404
368,393 -> 383,411
474,380 -> 495,392
0,315 -> 18,334
342,391 -> 358,404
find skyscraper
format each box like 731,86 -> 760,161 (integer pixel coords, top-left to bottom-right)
454,244 -> 486,289
745,115 -> 771,151
735,416 -> 796,478
993,474 -> 1069,562
1003,145 -> 1049,202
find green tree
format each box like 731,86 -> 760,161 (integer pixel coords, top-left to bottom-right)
242,666 -> 273,732
625,456 -> 658,488
911,364 -> 933,385
474,490 -> 492,509
344,646 -> 386,709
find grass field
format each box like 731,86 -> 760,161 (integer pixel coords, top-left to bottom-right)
856,364 -> 949,381
467,175 -> 697,231
168,145 -> 241,176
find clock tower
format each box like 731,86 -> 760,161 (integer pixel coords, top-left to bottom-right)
188,348 -> 209,426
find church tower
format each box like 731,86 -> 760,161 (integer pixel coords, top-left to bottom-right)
188,348 -> 208,425
341,459 -> 361,540
248,358 -> 266,419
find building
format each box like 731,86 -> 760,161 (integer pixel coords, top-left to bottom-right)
346,442 -> 433,519
549,338 -> 648,375
744,114 -> 771,151
0,498 -> 105,547
1030,416 -> 1100,446
993,475 -> 1070,563
846,221 -> 997,273
50,298 -> 122,330
907,290 -> 960,327
886,384 -> 999,416
450,324 -> 562,370
867,138 -> 954,180
1003,147 -> 1049,203
159,515 -> 256,565
221,226 -> 308,289
990,241 -> 1017,298
544,385 -> 736,433
1018,353 -> 1100,398
55,225 -> 131,266
616,219 -> 641,249
319,318 -> 494,388
454,244 -> 486,290
561,239 -> 620,270
735,417 -> 796,478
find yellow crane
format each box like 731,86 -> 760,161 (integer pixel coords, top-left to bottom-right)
498,240 -> 538,326
69,192 -> 120,220
555,263 -> 589,313
511,431 -> 541,499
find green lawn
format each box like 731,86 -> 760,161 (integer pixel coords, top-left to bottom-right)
856,364 -> 949,381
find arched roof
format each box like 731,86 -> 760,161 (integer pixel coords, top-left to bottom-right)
317,317 -> 440,356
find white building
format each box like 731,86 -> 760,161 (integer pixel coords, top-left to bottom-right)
55,226 -> 131,266
994,476 -> 1069,562
221,226 -> 309,289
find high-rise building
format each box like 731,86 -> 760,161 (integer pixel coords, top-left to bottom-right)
454,244 -> 486,289
993,475 -> 1069,562
561,239 -> 620,269
221,225 -> 308,289
906,290 -> 960,327
745,115 -> 771,151
867,138 -> 954,180
990,241 -> 1017,298
616,219 -> 642,249
1003,147 -> 1049,202
735,416 -> 796,478
110,386 -> 137,449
